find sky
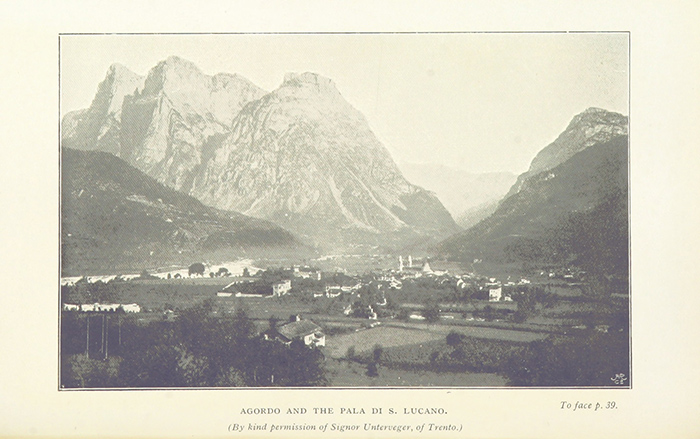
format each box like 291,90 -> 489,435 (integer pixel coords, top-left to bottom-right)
60,33 -> 628,174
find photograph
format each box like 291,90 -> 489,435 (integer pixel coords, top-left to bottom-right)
59,32 -> 630,389
2,1 -> 699,438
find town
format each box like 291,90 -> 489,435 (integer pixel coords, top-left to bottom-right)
60,255 -> 628,388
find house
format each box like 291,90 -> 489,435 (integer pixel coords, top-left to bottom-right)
325,285 -> 343,296
121,303 -> 141,313
95,303 -> 121,312
326,290 -> 341,298
292,266 -> 322,281
489,287 -> 502,302
273,316 -> 325,347
64,303 -> 141,313
219,280 -> 273,297
272,279 -> 292,296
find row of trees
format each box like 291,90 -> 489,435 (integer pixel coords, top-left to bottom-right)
61,300 -> 327,388
429,328 -> 630,386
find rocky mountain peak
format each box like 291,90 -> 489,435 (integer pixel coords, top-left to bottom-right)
526,107 -> 627,175
142,55 -> 207,96
502,107 -> 628,200
105,63 -> 136,81
280,72 -> 342,98
97,64 -> 144,112
283,71 -> 335,87
64,59 -> 458,251
189,70 -> 458,250
564,107 -> 628,133
61,63 -> 144,154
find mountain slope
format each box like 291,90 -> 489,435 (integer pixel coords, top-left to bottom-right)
504,108 -> 627,199
62,60 -> 458,252
455,199 -> 502,230
119,56 -> 268,192
62,56 -> 268,193
437,134 -> 628,275
189,72 -> 459,249
61,148 -> 303,275
398,162 -> 516,224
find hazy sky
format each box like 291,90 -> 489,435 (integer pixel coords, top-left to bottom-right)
60,33 -> 628,174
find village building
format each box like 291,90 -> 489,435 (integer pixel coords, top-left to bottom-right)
218,278 -> 291,297
62,303 -> 141,313
398,256 -> 429,278
292,266 -> 322,281
489,287 -> 503,302
398,255 -> 417,272
272,279 -> 292,296
272,316 -> 325,347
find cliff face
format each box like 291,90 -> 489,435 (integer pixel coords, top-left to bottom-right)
62,59 -> 458,251
118,56 -> 267,192
189,72 -> 459,248
62,64 -> 145,155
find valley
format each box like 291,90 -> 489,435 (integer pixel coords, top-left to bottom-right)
59,55 -> 630,389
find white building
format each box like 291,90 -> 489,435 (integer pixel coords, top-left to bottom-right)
489,287 -> 502,302
121,303 -> 141,313
272,279 -> 292,296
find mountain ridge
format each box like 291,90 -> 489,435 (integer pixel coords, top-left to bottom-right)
437,133 -> 628,275
189,70 -> 459,249
504,107 -> 628,199
61,147 -> 305,275
63,59 -> 459,252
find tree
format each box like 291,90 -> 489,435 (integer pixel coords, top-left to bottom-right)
482,305 -> 496,322
423,300 -> 441,323
242,267 -> 251,278
188,263 -> 205,277
366,362 -> 379,377
446,331 -> 465,347
217,267 -> 230,277
268,316 -> 280,334
372,344 -> 383,364
139,269 -> 156,280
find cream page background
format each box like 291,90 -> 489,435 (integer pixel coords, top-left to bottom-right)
0,1 -> 698,438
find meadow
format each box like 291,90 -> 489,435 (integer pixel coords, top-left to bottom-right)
323,358 -> 507,387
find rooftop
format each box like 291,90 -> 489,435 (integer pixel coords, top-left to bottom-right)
276,320 -> 322,340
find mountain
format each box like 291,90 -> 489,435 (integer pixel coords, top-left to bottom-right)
504,108 -> 628,199
61,148 -> 304,275
119,56 -> 267,192
398,162 -> 516,226
63,56 -> 267,192
455,199 -> 502,230
62,60 -> 458,252
62,64 -> 145,155
187,72 -> 459,250
438,117 -> 628,278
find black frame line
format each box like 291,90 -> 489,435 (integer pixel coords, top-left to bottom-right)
57,30 -> 632,392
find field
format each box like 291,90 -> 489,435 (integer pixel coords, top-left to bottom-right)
322,322 -> 548,360
324,358 -> 507,387
383,321 -> 550,342
324,326 -> 443,359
